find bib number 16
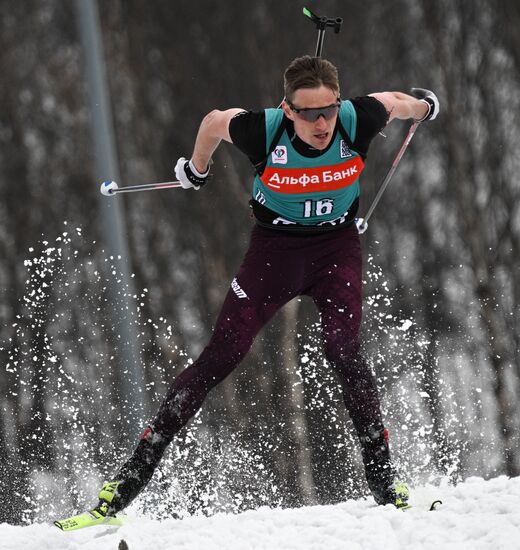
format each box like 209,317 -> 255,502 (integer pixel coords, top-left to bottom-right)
302,198 -> 334,218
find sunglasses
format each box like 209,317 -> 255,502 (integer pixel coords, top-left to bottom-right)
287,99 -> 341,122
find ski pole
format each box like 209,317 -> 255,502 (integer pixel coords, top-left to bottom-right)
302,7 -> 342,57
355,120 -> 421,234
100,179 -> 184,196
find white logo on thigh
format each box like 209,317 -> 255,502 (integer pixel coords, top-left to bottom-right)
231,278 -> 248,299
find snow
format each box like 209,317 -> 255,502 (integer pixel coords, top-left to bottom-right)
2,476 -> 520,550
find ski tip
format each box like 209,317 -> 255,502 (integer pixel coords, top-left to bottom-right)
53,509 -> 127,531
53,512 -> 94,532
429,499 -> 443,511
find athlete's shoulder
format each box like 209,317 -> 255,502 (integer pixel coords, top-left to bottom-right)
228,110 -> 267,164
350,96 -> 389,130
229,110 -> 265,141
345,97 -> 388,157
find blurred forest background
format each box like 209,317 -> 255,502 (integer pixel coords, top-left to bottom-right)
1,0 -> 519,525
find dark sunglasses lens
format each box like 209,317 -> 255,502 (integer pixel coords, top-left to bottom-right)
298,104 -> 339,122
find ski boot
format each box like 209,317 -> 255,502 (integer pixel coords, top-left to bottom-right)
96,425 -> 170,517
358,422 -> 410,509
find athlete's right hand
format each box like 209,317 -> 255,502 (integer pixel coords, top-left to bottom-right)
174,157 -> 210,190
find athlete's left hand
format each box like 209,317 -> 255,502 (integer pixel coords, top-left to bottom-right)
411,88 -> 440,121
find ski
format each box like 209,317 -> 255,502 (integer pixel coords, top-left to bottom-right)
429,500 -> 443,511
53,499 -> 441,532
54,508 -> 128,531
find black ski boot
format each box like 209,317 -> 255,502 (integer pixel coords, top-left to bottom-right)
96,426 -> 170,516
358,422 -> 409,508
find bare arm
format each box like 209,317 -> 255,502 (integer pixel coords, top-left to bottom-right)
369,92 -> 429,123
191,108 -> 245,173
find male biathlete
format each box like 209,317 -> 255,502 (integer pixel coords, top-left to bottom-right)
95,55 -> 439,515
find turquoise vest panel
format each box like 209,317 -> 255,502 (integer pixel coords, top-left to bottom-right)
252,101 -> 364,226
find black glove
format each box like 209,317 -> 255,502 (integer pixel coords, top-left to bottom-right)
411,88 -> 440,121
174,157 -> 210,190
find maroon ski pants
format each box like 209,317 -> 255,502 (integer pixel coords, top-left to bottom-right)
153,223 -> 383,440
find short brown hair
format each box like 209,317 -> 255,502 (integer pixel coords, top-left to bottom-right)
284,55 -> 340,102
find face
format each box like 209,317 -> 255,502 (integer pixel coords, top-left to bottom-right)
282,85 -> 340,150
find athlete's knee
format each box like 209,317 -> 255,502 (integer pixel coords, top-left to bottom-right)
153,361 -> 222,433
176,360 -> 229,396
207,306 -> 265,365
200,331 -> 253,374
322,328 -> 360,364
324,338 -> 367,379
320,312 -> 361,362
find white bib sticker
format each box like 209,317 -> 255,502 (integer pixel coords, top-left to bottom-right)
340,140 -> 353,158
272,145 -> 288,164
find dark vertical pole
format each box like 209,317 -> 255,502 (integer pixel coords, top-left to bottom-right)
315,28 -> 325,57
75,0 -> 147,437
